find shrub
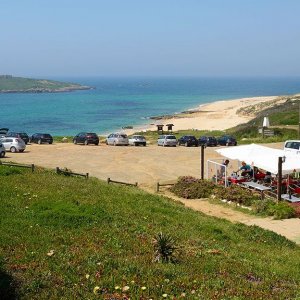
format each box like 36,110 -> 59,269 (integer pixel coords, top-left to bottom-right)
170,177 -> 215,199
153,232 -> 177,263
266,201 -> 296,220
214,185 -> 259,206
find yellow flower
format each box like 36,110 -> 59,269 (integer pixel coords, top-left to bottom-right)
162,294 -> 168,298
141,286 -> 146,290
93,286 -> 100,294
115,286 -> 120,290
85,274 -> 90,279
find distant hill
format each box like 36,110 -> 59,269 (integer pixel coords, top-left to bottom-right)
0,75 -> 91,93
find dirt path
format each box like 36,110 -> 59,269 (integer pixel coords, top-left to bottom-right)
3,142 -> 300,244
159,190 -> 300,244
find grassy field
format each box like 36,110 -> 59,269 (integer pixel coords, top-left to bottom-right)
0,166 -> 300,299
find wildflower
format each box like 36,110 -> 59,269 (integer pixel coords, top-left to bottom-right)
85,274 -> 90,279
181,292 -> 186,297
93,286 -> 100,294
164,278 -> 170,283
162,294 -> 168,298
122,286 -> 130,292
115,286 -> 120,290
96,262 -> 101,265
141,286 -> 146,290
191,290 -> 196,294
130,280 -> 135,284
47,250 -> 55,257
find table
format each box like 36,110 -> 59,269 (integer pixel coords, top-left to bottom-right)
242,181 -> 271,199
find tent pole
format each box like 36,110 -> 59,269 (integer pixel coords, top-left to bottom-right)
277,157 -> 283,202
200,145 -> 205,180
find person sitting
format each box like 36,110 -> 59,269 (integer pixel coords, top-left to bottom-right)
238,161 -> 253,177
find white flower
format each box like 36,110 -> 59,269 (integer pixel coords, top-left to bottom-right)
47,250 -> 55,257
141,286 -> 146,290
162,294 -> 168,298
85,274 -> 90,279
122,286 -> 130,292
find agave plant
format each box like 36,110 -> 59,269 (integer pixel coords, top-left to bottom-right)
153,232 -> 177,263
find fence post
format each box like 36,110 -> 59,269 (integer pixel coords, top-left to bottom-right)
86,173 -> 89,179
135,182 -> 138,186
156,182 -> 160,192
31,164 -> 35,173
107,177 -> 111,184
56,167 -> 60,174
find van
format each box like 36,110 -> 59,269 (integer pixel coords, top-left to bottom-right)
284,140 -> 300,154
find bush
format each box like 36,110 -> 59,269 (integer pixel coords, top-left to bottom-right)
214,185 -> 259,206
266,201 -> 296,220
170,177 -> 215,199
252,200 -> 296,219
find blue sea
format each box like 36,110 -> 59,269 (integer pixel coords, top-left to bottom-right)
1,77 -> 300,136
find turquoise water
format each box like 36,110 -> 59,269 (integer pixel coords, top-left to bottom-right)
1,77 -> 300,135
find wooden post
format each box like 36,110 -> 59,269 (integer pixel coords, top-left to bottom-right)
56,167 -> 59,174
277,157 -> 283,202
86,173 -> 89,179
200,145 -> 205,180
107,177 -> 111,184
31,164 -> 35,173
156,182 -> 160,192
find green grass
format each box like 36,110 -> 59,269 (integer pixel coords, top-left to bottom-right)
0,166 -> 300,299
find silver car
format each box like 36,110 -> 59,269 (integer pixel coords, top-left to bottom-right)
106,133 -> 129,146
128,135 -> 147,146
157,135 -> 177,147
0,137 -> 26,153
0,143 -> 5,158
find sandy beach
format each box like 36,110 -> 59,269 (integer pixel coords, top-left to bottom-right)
122,95 -> 280,135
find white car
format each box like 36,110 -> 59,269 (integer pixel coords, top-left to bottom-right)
284,140 -> 300,154
0,142 -> 5,158
106,133 -> 129,146
157,135 -> 177,147
128,135 -> 147,146
0,137 -> 26,153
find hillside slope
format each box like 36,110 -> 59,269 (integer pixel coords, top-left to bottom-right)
0,167 -> 299,299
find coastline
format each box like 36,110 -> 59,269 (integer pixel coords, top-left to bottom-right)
121,95 -> 283,136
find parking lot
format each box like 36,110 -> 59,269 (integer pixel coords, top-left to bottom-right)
2,143 -> 224,188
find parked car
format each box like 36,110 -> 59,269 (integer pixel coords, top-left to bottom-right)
0,142 -> 5,158
30,133 -> 53,144
217,135 -> 237,146
6,132 -> 30,144
198,136 -> 218,147
157,135 -> 177,147
128,135 -> 147,146
106,133 -> 129,146
0,137 -> 26,152
0,128 -> 9,138
284,140 -> 300,154
178,135 -> 199,147
73,132 -> 99,145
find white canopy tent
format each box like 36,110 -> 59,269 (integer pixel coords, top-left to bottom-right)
216,143 -> 300,175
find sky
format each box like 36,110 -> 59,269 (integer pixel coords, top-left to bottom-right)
1,0 -> 300,77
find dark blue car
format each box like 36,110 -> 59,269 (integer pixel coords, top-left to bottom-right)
217,135 -> 237,146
